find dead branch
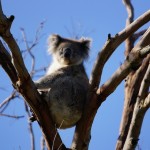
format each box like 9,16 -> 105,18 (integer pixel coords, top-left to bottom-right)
97,27 -> 150,103
117,54 -> 150,149
89,10 -> 150,90
122,0 -> 134,55
24,102 -> 35,150
123,60 -> 150,149
71,10 -> 150,150
135,58 -> 150,102
0,113 -> 24,119
20,28 -> 36,73
0,90 -> 18,112
97,45 -> 150,102
0,40 -> 18,83
41,136 -> 46,150
116,1 -> 150,147
133,29 -> 147,42
0,90 -> 17,109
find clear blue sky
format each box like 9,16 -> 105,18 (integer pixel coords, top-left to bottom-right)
0,0 -> 150,150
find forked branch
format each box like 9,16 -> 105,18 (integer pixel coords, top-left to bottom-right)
0,1 -> 66,150
90,10 -> 150,90
72,10 -> 150,150
123,61 -> 150,150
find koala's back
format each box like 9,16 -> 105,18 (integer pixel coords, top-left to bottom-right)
47,65 -> 89,128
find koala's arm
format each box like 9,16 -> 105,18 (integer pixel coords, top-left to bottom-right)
34,70 -> 67,90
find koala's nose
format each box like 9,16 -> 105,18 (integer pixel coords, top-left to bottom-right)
64,48 -> 71,58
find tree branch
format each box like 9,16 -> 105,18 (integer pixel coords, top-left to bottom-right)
133,29 -> 147,42
116,0 -> 149,148
116,54 -> 150,150
97,28 -> 150,103
24,102 -> 35,150
97,46 -> 150,102
72,10 -> 150,150
0,113 -> 24,119
89,9 -> 150,90
0,1 -> 66,150
0,90 -> 18,112
136,61 -> 150,101
123,60 -> 150,149
123,94 -> 150,150
0,40 -> 18,83
122,0 -> 134,55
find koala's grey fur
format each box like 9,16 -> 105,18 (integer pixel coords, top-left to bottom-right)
35,34 -> 91,129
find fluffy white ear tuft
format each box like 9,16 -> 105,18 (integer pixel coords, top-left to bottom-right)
48,34 -> 61,46
80,37 -> 92,50
47,34 -> 62,54
78,37 -> 92,59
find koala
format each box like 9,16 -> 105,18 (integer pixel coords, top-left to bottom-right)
35,34 -> 91,129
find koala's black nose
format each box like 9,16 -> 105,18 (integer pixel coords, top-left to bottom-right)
64,48 -> 71,58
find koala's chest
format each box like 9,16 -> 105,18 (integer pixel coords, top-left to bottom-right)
45,68 -> 89,128
48,76 -> 86,103
45,73 -> 89,115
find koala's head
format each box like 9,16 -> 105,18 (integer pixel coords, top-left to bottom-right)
48,34 -> 91,66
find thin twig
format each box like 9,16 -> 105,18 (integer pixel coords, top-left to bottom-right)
41,136 -> 46,150
123,0 -> 134,55
0,90 -> 19,113
0,90 -> 17,108
20,28 -> 36,75
52,120 -> 64,150
0,113 -> 24,119
24,102 -> 35,150
137,59 -> 150,100
133,29 -> 147,42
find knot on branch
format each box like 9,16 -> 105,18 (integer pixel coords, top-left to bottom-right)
130,138 -> 139,147
108,33 -> 111,40
0,15 -> 14,37
117,134 -> 124,141
29,114 -> 36,122
107,33 -> 117,42
126,52 -> 141,71
8,15 -> 14,22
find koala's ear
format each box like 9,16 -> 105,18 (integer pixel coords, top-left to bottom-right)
80,37 -> 91,50
79,37 -> 92,58
48,34 -> 62,46
47,34 -> 62,54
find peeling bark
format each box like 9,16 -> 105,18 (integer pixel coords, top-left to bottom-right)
123,61 -> 150,149
116,1 -> 150,149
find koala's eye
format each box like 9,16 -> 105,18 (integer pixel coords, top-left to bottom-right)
64,48 -> 71,52
63,48 -> 72,58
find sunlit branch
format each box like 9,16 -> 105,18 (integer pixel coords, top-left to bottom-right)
90,10 -> 150,90
97,41 -> 150,102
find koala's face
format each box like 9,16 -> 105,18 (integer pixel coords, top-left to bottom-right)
48,34 -> 91,66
